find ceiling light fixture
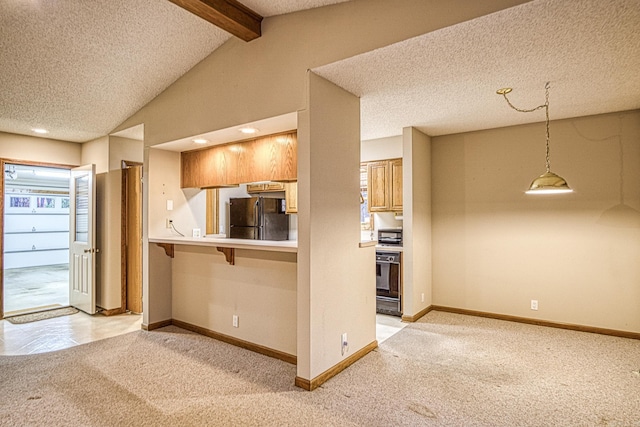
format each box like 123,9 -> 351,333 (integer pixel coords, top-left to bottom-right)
496,82 -> 572,195
193,138 -> 209,144
239,127 -> 259,135
32,128 -> 49,134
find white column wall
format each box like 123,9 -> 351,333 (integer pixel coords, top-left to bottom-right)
401,127 -> 432,318
297,72 -> 376,381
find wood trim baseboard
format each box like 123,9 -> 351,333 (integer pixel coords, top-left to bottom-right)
401,305 -> 434,323
171,319 -> 297,365
431,305 -> 640,340
142,319 -> 172,331
295,340 -> 378,391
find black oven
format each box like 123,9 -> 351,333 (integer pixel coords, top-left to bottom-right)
376,251 -> 401,316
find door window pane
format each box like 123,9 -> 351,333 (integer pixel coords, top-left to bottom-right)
75,175 -> 89,243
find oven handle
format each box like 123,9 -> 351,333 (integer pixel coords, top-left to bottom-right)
376,259 -> 400,264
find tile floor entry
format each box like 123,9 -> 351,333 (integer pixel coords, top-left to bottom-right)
0,311 -> 143,355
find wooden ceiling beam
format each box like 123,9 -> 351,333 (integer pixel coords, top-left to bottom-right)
169,0 -> 262,42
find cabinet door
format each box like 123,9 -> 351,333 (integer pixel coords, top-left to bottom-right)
390,158 -> 403,211
247,182 -> 285,193
367,161 -> 389,212
285,182 -> 298,214
265,182 -> 285,192
246,184 -> 266,193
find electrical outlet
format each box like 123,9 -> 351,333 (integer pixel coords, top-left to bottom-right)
341,332 -> 348,356
232,315 -> 239,328
166,218 -> 172,229
421,293 -> 425,303
531,299 -> 538,310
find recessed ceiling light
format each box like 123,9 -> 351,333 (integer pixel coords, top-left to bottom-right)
192,138 -> 209,144
32,128 -> 48,134
239,127 -> 259,135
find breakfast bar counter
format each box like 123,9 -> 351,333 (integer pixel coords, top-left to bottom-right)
149,235 -> 297,253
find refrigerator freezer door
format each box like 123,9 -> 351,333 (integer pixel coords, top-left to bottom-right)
229,197 -> 260,227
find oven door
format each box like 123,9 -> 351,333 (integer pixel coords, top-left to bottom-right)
376,256 -> 400,298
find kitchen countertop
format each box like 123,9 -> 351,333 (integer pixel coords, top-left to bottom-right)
149,235 -> 298,253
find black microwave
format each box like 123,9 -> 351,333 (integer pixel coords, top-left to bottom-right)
378,228 -> 402,247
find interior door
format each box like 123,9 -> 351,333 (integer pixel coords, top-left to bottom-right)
69,164 -> 96,314
125,164 -> 143,313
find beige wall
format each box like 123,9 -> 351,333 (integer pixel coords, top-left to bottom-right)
297,72 -> 376,381
147,148 -> 203,238
361,135 -> 403,162
0,132 -> 80,165
171,246 -> 297,355
109,136 -> 143,170
402,127 -> 432,317
81,136 -> 109,173
431,110 -> 640,333
113,0 -> 529,147
143,147 -> 172,326
143,147 -> 205,326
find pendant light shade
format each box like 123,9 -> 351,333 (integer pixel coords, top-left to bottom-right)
525,171 -> 572,194
497,83 -> 572,195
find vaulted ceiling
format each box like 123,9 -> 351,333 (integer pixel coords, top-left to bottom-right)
0,0 -> 349,143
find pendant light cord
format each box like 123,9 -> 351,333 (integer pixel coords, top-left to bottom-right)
498,82 -> 552,173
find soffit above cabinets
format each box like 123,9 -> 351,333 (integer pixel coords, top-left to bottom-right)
154,112 -> 297,152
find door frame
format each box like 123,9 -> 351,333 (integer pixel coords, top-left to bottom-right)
121,160 -> 143,315
0,158 -> 75,319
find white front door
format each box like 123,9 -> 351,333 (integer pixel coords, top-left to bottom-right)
69,164 -> 96,314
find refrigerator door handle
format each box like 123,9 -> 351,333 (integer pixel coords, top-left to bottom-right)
254,200 -> 261,240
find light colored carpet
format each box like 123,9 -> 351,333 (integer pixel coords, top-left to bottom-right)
0,311 -> 639,426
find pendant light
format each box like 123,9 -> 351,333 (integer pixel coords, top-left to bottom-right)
496,82 -> 572,194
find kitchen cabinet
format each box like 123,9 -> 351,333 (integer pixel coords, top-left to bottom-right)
247,182 -> 285,193
367,158 -> 402,212
389,158 -> 403,211
181,131 -> 297,189
284,182 -> 297,214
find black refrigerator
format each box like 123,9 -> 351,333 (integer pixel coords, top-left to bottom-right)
229,197 -> 289,240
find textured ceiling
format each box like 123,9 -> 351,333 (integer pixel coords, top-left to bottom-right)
314,0 -> 640,140
0,0 -> 350,143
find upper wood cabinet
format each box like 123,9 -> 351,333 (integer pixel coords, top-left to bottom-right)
367,158 -> 402,212
389,158 -> 403,211
367,161 -> 389,212
284,182 -> 297,214
181,131 -> 297,188
181,144 -> 239,188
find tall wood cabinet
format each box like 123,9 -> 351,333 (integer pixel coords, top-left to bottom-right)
367,158 -> 402,212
